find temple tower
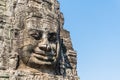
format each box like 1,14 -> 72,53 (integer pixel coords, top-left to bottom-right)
0,0 -> 79,80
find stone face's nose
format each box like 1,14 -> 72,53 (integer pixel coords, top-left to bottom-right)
38,44 -> 51,52
38,33 -> 51,52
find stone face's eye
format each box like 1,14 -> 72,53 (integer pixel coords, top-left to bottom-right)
29,29 -> 42,40
48,33 -> 57,43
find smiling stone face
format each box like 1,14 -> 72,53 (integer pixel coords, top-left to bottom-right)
18,18 -> 60,68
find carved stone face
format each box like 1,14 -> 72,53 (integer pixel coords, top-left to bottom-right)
19,18 -> 60,68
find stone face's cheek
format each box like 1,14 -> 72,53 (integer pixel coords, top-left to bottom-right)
23,38 -> 32,46
19,44 -> 34,64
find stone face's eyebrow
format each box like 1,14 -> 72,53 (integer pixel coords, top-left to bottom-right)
28,29 -> 43,34
28,29 -> 43,40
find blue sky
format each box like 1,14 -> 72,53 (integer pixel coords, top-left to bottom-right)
58,0 -> 120,80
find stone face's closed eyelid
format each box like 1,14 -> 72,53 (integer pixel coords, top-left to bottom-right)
48,32 -> 57,42
28,29 -> 43,40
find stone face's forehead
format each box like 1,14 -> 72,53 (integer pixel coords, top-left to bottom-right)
25,18 -> 59,32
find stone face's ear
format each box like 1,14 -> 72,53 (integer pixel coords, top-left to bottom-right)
9,51 -> 19,70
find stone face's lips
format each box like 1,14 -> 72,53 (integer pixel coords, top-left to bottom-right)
34,47 -> 56,56
28,53 -> 56,65
34,51 -> 56,56
34,50 -> 46,56
32,52 -> 55,61
35,55 -> 54,62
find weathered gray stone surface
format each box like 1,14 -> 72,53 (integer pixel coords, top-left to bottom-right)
0,0 -> 79,80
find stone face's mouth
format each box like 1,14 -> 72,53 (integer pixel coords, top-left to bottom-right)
34,51 -> 56,56
35,55 -> 54,62
33,47 -> 56,56
34,50 -> 46,56
32,50 -> 56,63
28,53 -> 56,66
